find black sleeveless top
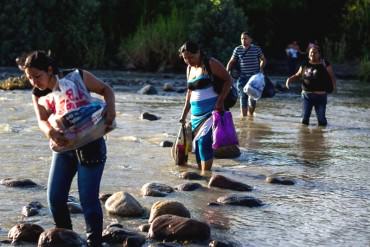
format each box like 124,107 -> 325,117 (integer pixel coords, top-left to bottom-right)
301,60 -> 331,92
32,69 -> 83,97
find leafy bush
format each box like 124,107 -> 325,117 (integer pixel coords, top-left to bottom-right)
0,0 -> 105,68
189,0 -> 247,64
119,7 -> 186,71
322,36 -> 347,63
359,56 -> 370,82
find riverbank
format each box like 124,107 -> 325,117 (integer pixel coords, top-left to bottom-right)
264,59 -> 360,79
0,59 -> 362,84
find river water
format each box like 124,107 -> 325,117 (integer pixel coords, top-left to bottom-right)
0,72 -> 369,247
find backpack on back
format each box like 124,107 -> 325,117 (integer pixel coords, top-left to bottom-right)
203,57 -> 238,109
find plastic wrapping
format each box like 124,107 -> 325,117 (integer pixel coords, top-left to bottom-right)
243,73 -> 265,100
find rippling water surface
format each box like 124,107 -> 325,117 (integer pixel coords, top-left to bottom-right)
0,73 -> 369,247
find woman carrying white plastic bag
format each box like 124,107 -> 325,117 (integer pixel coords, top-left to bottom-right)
16,50 -> 115,247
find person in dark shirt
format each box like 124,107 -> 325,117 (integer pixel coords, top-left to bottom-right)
16,50 -> 115,247
285,46 -> 336,126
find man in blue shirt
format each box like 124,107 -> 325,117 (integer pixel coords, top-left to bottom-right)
227,32 -> 266,117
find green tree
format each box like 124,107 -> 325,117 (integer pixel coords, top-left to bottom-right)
190,0 -> 247,63
0,0 -> 105,67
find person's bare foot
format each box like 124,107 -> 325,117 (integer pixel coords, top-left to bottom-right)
247,107 -> 255,116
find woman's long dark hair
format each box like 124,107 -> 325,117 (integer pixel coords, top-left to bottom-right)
178,41 -> 205,59
16,50 -> 59,74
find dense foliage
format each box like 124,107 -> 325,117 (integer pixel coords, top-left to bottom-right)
0,0 -> 369,79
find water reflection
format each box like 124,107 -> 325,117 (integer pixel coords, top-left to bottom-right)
201,207 -> 230,230
297,126 -> 329,163
236,118 -> 272,149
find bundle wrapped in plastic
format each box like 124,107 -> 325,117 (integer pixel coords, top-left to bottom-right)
48,101 -> 115,152
243,73 -> 265,100
38,69 -> 115,152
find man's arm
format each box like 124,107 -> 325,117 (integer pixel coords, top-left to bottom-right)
259,54 -> 267,72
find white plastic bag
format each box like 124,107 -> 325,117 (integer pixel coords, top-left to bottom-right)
243,73 -> 265,100
49,101 -> 116,152
39,70 -> 116,152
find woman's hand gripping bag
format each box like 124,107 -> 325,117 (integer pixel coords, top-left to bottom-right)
212,111 -> 240,158
171,122 -> 192,166
49,101 -> 116,152
39,71 -> 116,152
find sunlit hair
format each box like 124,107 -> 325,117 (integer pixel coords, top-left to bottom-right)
309,45 -> 322,59
241,31 -> 251,37
178,41 -> 203,57
16,50 -> 59,74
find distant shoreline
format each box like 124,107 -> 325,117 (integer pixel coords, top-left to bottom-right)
0,60 -> 360,80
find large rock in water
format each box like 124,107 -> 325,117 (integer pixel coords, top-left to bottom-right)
141,112 -> 159,121
105,191 -> 144,217
141,182 -> 174,197
266,174 -> 295,185
179,171 -> 204,180
148,200 -> 190,223
8,223 -> 44,244
175,182 -> 202,191
102,224 -> 146,245
0,178 -> 38,188
0,75 -> 31,90
21,201 -> 44,217
37,228 -> 87,247
148,214 -> 210,241
138,84 -> 158,95
216,194 -> 263,207
208,175 -> 252,191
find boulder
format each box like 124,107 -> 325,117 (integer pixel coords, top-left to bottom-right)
141,112 -> 159,121
38,228 -> 87,247
163,83 -> 175,92
8,223 -> 44,244
138,85 -> 158,95
99,193 -> 112,202
148,214 -> 210,241
175,182 -> 202,191
208,175 -> 252,191
149,200 -> 190,223
266,175 -> 295,185
0,178 -> 38,188
141,182 -> 174,197
160,140 -> 173,147
67,201 -> 83,214
179,171 -> 204,180
138,224 -> 151,232
105,192 -> 144,217
21,201 -> 43,217
102,224 -> 145,245
216,194 -> 263,207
